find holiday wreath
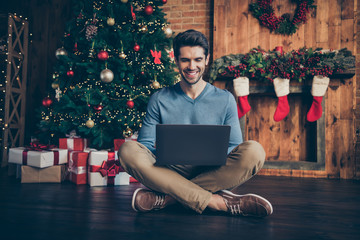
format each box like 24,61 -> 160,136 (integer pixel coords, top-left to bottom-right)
249,0 -> 316,35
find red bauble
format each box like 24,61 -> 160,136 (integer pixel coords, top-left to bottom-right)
67,70 -> 74,77
42,97 -> 53,107
126,100 -> 134,108
93,104 -> 104,113
144,5 -> 153,15
97,50 -> 109,61
133,43 -> 140,52
162,0 -> 167,3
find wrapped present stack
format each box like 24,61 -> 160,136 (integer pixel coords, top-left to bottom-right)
8,137 -> 134,186
8,142 -> 68,183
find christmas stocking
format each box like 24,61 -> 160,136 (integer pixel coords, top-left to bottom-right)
233,77 -> 251,118
273,77 -> 290,122
306,75 -> 330,122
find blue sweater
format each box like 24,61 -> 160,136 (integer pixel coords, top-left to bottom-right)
138,82 -> 243,155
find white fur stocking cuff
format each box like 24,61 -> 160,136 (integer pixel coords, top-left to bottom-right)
233,77 -> 249,97
273,77 -> 290,97
311,75 -> 330,97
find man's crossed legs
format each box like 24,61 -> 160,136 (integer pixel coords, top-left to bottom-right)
118,140 -> 273,217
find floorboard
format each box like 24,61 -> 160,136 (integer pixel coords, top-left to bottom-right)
0,168 -> 359,240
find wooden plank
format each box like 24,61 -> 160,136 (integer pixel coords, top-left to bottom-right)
213,3 -> 226,59
325,80 -> 341,177
340,18 -> 355,52
316,0 -> 329,44
340,77 -> 355,120
341,0 -> 355,19
338,119 -> 356,179
247,1 -> 261,51
328,25 -> 341,49
304,4 -> 316,48
258,168 -> 328,178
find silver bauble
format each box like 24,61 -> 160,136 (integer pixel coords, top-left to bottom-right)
55,47 -> 68,59
163,26 -> 173,38
100,68 -> 114,83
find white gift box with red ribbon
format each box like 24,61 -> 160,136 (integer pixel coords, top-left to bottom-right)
88,150 -> 129,187
8,147 -> 68,168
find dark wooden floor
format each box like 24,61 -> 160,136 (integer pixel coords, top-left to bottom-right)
1,168 -> 360,240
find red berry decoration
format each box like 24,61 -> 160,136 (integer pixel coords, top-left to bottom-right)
42,97 -> 53,107
144,5 -> 153,15
133,43 -> 140,52
97,50 -> 109,61
93,104 -> 104,113
126,100 -> 134,109
67,70 -> 74,77
162,0 -> 167,4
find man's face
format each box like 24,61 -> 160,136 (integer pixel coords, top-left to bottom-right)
175,46 -> 209,86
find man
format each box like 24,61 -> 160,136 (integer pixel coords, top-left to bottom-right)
118,30 -> 273,217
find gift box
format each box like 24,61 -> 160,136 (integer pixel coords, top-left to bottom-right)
21,165 -> 66,183
8,147 -> 68,168
114,150 -> 139,183
67,151 -> 89,185
59,138 -> 88,151
114,138 -> 137,151
88,150 -> 129,187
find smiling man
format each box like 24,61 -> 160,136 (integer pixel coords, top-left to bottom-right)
118,30 -> 273,217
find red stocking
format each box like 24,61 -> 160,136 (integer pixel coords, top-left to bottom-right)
273,96 -> 290,122
306,96 -> 323,122
237,96 -> 251,118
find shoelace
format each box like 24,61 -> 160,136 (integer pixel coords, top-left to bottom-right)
154,194 -> 166,208
229,204 -> 242,215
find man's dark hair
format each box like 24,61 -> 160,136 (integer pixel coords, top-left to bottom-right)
173,29 -> 209,60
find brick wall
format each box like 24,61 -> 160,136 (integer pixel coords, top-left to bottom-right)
162,0 -> 213,48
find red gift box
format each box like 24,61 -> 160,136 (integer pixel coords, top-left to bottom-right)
59,138 -> 88,151
67,151 -> 89,185
114,138 -> 137,151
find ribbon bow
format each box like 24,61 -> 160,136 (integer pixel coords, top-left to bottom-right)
98,159 -> 122,177
150,50 -> 162,64
65,130 -> 81,138
27,142 -> 56,151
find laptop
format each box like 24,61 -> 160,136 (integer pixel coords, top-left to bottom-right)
155,124 -> 231,166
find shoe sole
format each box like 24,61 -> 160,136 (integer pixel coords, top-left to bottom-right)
131,188 -> 144,212
220,190 -> 273,215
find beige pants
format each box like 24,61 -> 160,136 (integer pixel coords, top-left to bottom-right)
118,140 -> 265,213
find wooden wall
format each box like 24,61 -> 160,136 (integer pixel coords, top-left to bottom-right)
213,0 -> 356,57
213,0 -> 357,179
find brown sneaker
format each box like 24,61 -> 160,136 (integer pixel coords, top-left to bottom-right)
218,190 -> 273,217
132,188 -> 172,212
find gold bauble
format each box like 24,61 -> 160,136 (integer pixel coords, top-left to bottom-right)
140,25 -> 148,33
107,17 -> 115,26
51,82 -> 59,89
100,68 -> 114,83
119,52 -> 127,59
123,127 -> 133,138
152,81 -> 160,89
86,119 -> 95,128
121,0 -> 128,3
163,26 -> 173,38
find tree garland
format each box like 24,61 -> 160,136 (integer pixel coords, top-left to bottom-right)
249,0 -> 316,35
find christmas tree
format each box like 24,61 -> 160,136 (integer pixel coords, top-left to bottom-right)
37,0 -> 177,149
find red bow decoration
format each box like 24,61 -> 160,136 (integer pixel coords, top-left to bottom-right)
150,50 -> 162,64
169,50 -> 174,60
98,160 -> 122,177
131,5 -> 136,20
27,142 -> 57,151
